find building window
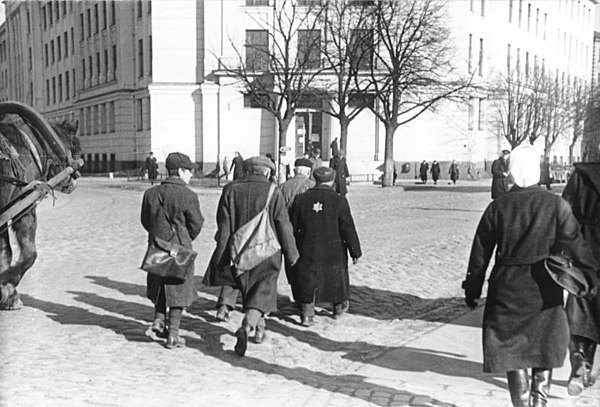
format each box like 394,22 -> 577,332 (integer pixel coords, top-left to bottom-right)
27,11 -> 31,33
88,56 -> 93,83
103,2 -> 107,29
509,0 -> 513,22
101,103 -> 106,133
64,32 -> 69,57
58,74 -> 63,102
51,40 -> 55,64
104,49 -> 109,80
349,29 -> 373,71
46,79 -> 50,104
93,105 -> 98,134
112,45 -> 117,80
48,3 -> 53,25
87,8 -> 91,38
79,13 -> 84,41
94,4 -> 99,34
45,44 -> 49,66
71,28 -> 75,53
468,97 -> 474,130
136,99 -> 143,130
138,39 -> 144,77
148,0 -> 152,14
28,48 -> 32,70
55,1 -> 60,20
148,35 -> 152,74
96,52 -> 101,82
52,77 -> 56,104
478,98 -> 485,130
137,0 -> 143,17
478,38 -> 484,76
535,8 -> 539,36
82,58 -> 86,85
86,107 -> 91,135
110,1 -> 116,25
518,0 -> 523,27
480,0 -> 485,17
109,101 -> 115,132
72,68 -> 76,97
470,0 -> 474,12
42,6 -> 47,30
245,30 -> 269,71
57,37 -> 61,61
297,30 -> 321,69
65,71 -> 70,100
146,98 -> 151,130
527,3 -> 531,32
507,43 -> 511,72
468,34 -> 473,73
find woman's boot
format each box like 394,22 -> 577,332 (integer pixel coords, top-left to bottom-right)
531,368 -> 552,407
568,336 -> 596,395
507,370 -> 530,407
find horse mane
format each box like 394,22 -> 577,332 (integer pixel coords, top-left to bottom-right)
51,119 -> 80,156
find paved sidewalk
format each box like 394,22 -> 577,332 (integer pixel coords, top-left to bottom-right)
0,178 -> 596,407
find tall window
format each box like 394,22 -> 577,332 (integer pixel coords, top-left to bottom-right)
112,45 -> 117,80
51,40 -> 55,64
480,0 -> 485,17
527,3 -> 531,32
86,107 -> 91,135
46,79 -> 50,104
82,58 -> 86,85
509,0 -> 513,22
45,44 -> 49,66
101,104 -> 106,133
507,43 -> 511,72
138,39 -> 144,77
146,98 -> 151,130
245,30 -> 269,71
478,38 -> 484,76
518,0 -> 523,27
478,98 -> 485,130
148,36 -> 153,74
79,13 -> 84,41
468,97 -> 474,130
52,77 -> 56,104
58,74 -> 63,102
104,49 -> 109,79
297,30 -> 321,69
109,102 -> 115,132
96,52 -> 100,82
93,105 -> 98,134
110,1 -> 116,25
350,29 -> 373,70
468,34 -> 473,73
42,6 -> 47,30
57,37 -> 61,61
72,68 -> 76,97
87,8 -> 91,38
94,4 -> 99,34
64,32 -> 69,57
28,48 -> 32,70
71,28 -> 75,52
88,56 -> 93,83
102,2 -> 107,29
535,8 -> 539,36
136,99 -> 143,130
137,1 -> 143,17
65,71 -> 70,100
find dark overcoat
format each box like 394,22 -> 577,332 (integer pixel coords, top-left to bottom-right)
145,156 -> 158,180
330,156 -> 349,196
419,162 -> 429,182
430,162 -> 441,181
562,163 -> 600,343
203,174 -> 299,314
141,177 -> 204,308
449,164 -> 459,182
464,186 -> 597,373
491,157 -> 510,199
230,156 -> 244,180
289,184 -> 362,304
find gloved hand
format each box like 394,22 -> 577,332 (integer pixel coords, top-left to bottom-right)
465,297 -> 478,309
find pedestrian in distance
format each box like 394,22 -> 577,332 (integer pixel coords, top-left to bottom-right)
419,160 -> 429,184
222,156 -> 230,180
280,158 -> 315,210
309,148 -> 323,180
463,145 -> 598,407
230,151 -> 244,181
539,156 -> 552,190
449,160 -> 460,185
145,151 -> 159,185
203,156 -> 299,357
561,160 -> 600,396
289,166 -> 362,326
430,160 -> 441,185
141,152 -> 204,349
330,137 -> 339,158
491,149 -> 511,199
329,149 -> 350,196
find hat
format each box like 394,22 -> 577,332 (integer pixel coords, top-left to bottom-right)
545,254 -> 592,298
502,149 -> 511,155
509,145 -> 539,187
165,152 -> 198,171
313,166 -> 335,182
245,156 -> 276,172
294,158 -> 313,168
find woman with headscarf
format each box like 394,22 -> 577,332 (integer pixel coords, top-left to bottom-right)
462,145 -> 598,407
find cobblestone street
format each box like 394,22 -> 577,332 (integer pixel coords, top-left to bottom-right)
1,178 -> 599,407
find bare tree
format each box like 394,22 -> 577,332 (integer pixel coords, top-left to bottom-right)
219,0 -> 325,181
569,81 -> 591,163
541,77 -> 574,159
356,0 -> 470,187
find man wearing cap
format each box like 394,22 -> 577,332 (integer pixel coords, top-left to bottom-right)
289,166 -> 362,326
145,151 -> 158,185
281,158 -> 315,210
204,156 -> 299,357
141,152 -> 204,349
491,149 -> 511,199
329,149 -> 350,196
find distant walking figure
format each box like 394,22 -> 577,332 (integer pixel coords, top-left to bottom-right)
491,149 -> 511,199
222,156 -> 230,180
230,151 -> 244,180
329,150 -> 350,196
330,137 -> 339,157
145,152 -> 158,185
430,160 -> 441,185
449,160 -> 459,185
419,161 -> 429,184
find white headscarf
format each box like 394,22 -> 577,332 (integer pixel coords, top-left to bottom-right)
508,145 -> 540,188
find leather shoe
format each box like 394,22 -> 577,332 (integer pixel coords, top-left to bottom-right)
568,354 -> 595,396
165,334 -> 186,349
234,326 -> 249,357
151,319 -> 167,338
333,300 -> 349,319
216,305 -> 230,322
300,315 -> 314,327
254,327 -> 267,344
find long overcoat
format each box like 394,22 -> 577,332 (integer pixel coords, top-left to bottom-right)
330,156 -> 349,196
141,177 -> 204,308
419,162 -> 429,182
203,174 -> 299,314
430,162 -> 441,181
562,163 -> 600,343
289,184 -> 362,304
491,157 -> 510,199
464,186 -> 597,373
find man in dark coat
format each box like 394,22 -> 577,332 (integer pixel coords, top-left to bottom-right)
329,149 -> 350,196
491,149 -> 511,199
419,160 -> 429,184
463,145 -> 598,407
203,156 -> 299,357
449,160 -> 459,185
145,151 -> 158,185
430,160 -> 441,184
562,162 -> 600,396
141,152 -> 204,349
289,166 -> 362,326
230,151 -> 244,180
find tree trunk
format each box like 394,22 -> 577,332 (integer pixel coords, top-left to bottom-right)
382,124 -> 396,188
277,116 -> 293,184
339,116 -> 349,154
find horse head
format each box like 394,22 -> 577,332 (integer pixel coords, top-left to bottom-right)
0,102 -> 82,194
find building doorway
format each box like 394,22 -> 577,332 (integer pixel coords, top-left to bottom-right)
295,111 -> 322,158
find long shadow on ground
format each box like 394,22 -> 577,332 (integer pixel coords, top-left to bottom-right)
21,291 -> 495,407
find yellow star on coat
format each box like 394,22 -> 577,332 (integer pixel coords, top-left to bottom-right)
312,202 -> 323,213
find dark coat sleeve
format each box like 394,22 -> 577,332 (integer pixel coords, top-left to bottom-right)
338,197 -> 361,259
184,192 -> 204,240
271,188 -> 299,265
491,159 -> 505,177
463,204 -> 496,300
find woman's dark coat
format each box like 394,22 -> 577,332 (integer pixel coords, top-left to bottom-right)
141,177 -> 204,308
289,184 -> 362,304
562,163 -> 600,343
430,162 -> 441,181
419,162 -> 428,182
230,156 -> 244,180
464,186 -> 597,373
491,157 -> 510,199
449,164 -> 459,182
203,175 -> 299,314
329,156 -> 349,196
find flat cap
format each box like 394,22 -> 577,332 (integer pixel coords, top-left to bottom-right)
165,152 -> 198,171
294,158 -> 313,168
314,166 -> 335,182
245,156 -> 276,172
502,149 -> 511,154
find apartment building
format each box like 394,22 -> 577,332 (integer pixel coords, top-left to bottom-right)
0,0 -> 596,175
